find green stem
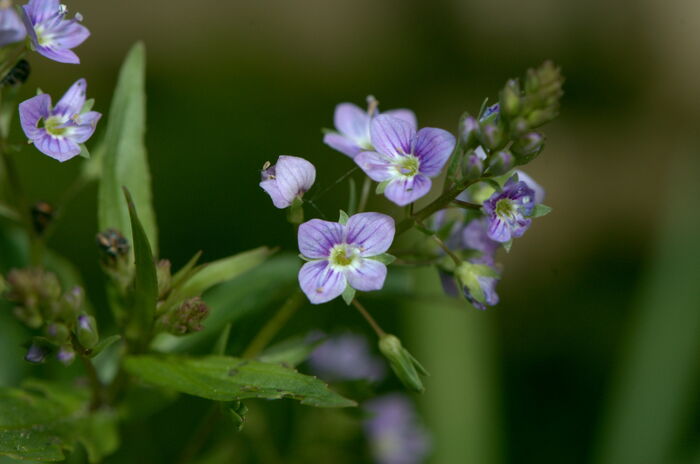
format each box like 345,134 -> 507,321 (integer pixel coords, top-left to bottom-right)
357,176 -> 372,213
416,219 -> 462,267
242,291 -> 304,359
351,298 -> 385,337
80,355 -> 103,410
452,199 -> 482,210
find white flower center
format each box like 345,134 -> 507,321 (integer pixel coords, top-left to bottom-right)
328,244 -> 360,270
392,154 -> 420,178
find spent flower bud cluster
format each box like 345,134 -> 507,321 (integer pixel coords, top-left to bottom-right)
156,297 -> 210,335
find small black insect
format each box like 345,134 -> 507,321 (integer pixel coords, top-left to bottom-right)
30,201 -> 54,235
1,59 -> 31,87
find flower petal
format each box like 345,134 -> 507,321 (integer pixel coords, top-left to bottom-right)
299,260 -> 346,304
370,114 -> 414,157
0,7 -> 27,46
345,212 -> 395,256
48,19 -> 89,50
515,170 -> 545,204
19,93 -> 52,141
259,179 -> 288,208
323,132 -> 362,158
70,118 -> 101,144
384,175 -> 431,206
35,45 -> 80,64
383,109 -> 417,131
24,0 -> 60,24
54,79 -> 87,117
354,151 -> 393,182
412,127 -> 455,177
346,258 -> 387,292
275,155 -> 316,205
487,217 -> 511,243
334,103 -> 370,147
33,132 -> 81,162
298,219 -> 344,259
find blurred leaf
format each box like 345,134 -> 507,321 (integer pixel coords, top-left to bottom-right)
177,246 -> 273,301
124,188 -> 158,348
258,334 -> 324,367
123,355 -> 356,407
152,254 -> 298,353
90,335 -> 122,359
595,152 -> 700,464
0,386 -> 118,463
97,42 -> 157,251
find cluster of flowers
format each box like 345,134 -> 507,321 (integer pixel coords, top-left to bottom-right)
0,0 -> 100,161
260,62 -> 562,310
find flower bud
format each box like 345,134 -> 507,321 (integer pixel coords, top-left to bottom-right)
500,79 -> 521,118
45,322 -> 70,343
76,314 -> 99,350
511,132 -> 545,164
156,259 -> 172,299
31,201 -> 54,235
378,335 -> 427,393
486,150 -> 514,176
459,114 -> 479,149
461,151 -> 484,180
56,345 -> 76,366
478,122 -> 505,151
157,297 -> 209,336
25,340 -> 51,364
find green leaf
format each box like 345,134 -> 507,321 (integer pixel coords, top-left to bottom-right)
123,355 -> 356,408
529,204 -> 552,218
97,42 -> 157,251
89,335 -> 122,359
169,250 -> 203,291
369,252 -> 396,265
341,285 -> 355,306
177,246 -> 273,300
347,178 -> 357,216
124,187 -> 158,347
258,335 -> 324,367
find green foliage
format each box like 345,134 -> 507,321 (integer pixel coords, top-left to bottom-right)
97,42 -> 157,251
123,355 -> 356,407
257,335 -> 324,367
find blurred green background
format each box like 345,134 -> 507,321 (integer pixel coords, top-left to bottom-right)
2,0 -> 700,463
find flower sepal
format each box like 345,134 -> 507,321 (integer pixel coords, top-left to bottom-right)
341,285 -> 355,306
378,334 -> 428,393
368,252 -> 396,265
455,261 -> 500,306
527,204 -> 552,218
286,196 -> 304,225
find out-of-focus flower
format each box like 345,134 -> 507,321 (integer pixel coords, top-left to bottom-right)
75,314 -> 98,349
309,332 -> 386,382
260,155 -> 316,209
355,115 -> 455,206
323,100 -> 416,158
0,1 -> 27,46
21,0 -> 89,64
298,212 -> 395,304
364,394 -> 430,464
514,170 -> 545,204
482,175 -> 535,242
19,78 -> 101,161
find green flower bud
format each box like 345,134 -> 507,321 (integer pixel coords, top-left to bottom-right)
45,322 -> 71,344
459,114 -> 479,149
379,335 -> 428,393
56,345 -> 76,366
156,259 -> 172,299
461,150 -> 484,181
500,79 -> 521,118
479,122 -> 505,151
76,314 -> 99,350
511,132 -> 545,164
60,286 -> 84,320
486,150 -> 514,176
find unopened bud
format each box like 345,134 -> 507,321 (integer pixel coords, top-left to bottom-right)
479,122 -> 505,151
459,114 -> 479,149
25,341 -> 51,364
45,323 -> 70,343
487,150 -> 514,176
511,132 -> 545,164
461,151 -> 484,180
378,335 -> 427,393
479,103 -> 500,124
76,314 -> 99,350
31,201 -> 54,235
156,259 -> 172,299
500,79 -> 521,118
56,345 -> 76,366
61,286 -> 84,318
157,297 -> 209,336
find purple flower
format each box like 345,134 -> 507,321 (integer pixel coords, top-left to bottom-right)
260,155 -> 316,208
309,332 -> 386,382
0,1 -> 27,46
22,0 -> 89,64
19,79 -> 100,162
355,115 -> 455,206
482,175 -> 536,242
462,217 -> 499,260
514,170 -> 545,204
323,101 -> 417,158
298,212 -> 395,304
364,394 -> 430,464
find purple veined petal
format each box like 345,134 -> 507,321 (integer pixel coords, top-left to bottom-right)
0,6 -> 27,46
275,155 -> 316,203
54,79 -> 87,117
78,110 -> 101,126
69,119 -> 100,144
35,45 -> 80,64
354,151 -> 393,182
515,170 -> 545,204
510,217 -> 532,239
23,0 -> 60,24
462,218 -> 499,256
33,132 -> 81,162
298,219 -> 344,259
345,258 -> 387,292
334,103 -> 370,147
323,132 -> 362,158
298,260 -> 347,304
345,212 -> 395,256
384,174 -> 431,206
487,217 -> 511,243
412,127 -> 455,177
259,178 -> 288,209
46,19 -> 89,49
19,93 -> 52,140
370,114 -> 414,157
479,275 -> 500,306
383,109 -> 417,131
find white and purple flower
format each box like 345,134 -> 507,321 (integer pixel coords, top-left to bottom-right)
0,1 -> 27,46
323,101 -> 417,159
364,394 -> 430,464
21,0 -> 89,64
355,115 -> 455,206
19,78 -> 101,162
259,155 -> 316,209
298,212 -> 395,304
482,175 -> 536,242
